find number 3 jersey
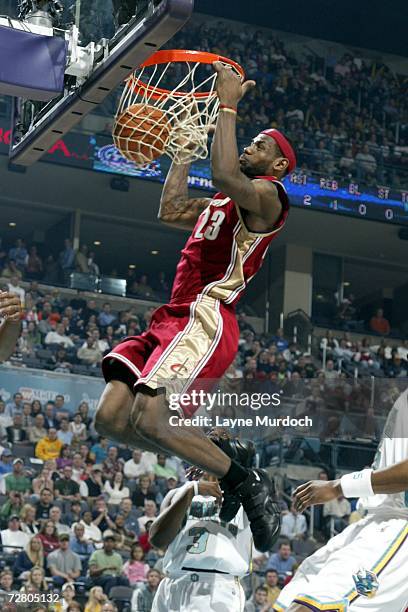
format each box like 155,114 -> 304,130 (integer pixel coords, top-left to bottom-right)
170,177 -> 289,306
162,487 -> 253,578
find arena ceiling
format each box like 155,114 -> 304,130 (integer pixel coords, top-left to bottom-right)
196,0 -> 407,57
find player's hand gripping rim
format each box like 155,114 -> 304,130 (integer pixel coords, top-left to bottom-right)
293,479 -> 342,512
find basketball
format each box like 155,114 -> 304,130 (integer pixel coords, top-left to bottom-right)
112,103 -> 171,164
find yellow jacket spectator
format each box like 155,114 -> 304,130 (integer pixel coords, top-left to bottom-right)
35,428 -> 64,461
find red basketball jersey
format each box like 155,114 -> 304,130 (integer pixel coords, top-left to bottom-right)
170,176 -> 289,306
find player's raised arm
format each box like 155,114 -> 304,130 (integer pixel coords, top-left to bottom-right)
158,161 -> 211,230
149,480 -> 222,549
210,62 -> 283,228
0,292 -> 22,362
293,459 -> 408,512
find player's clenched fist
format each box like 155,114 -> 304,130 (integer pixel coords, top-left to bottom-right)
0,292 -> 22,322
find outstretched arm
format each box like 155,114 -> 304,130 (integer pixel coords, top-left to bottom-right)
211,62 -> 282,227
158,161 -> 211,230
294,459 -> 408,512
0,293 -> 22,362
149,480 -> 222,548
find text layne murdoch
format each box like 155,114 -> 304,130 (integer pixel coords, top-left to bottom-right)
168,415 -> 313,428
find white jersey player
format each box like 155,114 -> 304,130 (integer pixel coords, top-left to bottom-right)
273,387 -> 408,612
150,475 -> 252,612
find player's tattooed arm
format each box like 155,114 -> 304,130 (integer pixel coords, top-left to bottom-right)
158,161 -> 211,230
0,292 -> 22,362
149,480 -> 222,548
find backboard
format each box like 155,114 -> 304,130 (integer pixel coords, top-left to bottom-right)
6,0 -> 193,166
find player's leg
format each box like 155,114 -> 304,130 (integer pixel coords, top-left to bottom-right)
95,380 -> 164,454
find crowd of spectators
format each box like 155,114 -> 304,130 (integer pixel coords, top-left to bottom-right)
0,381 -> 371,611
165,19 -> 407,188
0,238 -> 171,303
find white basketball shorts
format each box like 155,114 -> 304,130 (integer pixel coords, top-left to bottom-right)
151,571 -> 246,612
274,515 -> 408,612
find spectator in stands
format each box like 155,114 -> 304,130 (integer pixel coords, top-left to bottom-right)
71,452 -> 86,483
24,565 -> 49,594
21,402 -> 33,429
5,458 -> 31,496
70,413 -> 87,443
280,503 -> 307,540
153,454 -> 177,482
123,543 -> 149,587
38,520 -> 59,556
369,308 -> 391,336
70,523 -> 95,565
98,303 -> 116,328
0,448 -> 13,475
35,428 -> 64,461
102,446 -> 124,480
35,488 -> 54,521
263,569 -> 281,607
265,541 -> 297,580
54,465 -> 80,506
56,444 -> 73,471
85,586 -> 108,612
0,569 -> 17,597
130,568 -> 161,611
124,449 -> 155,480
103,472 -> 130,507
0,491 -> 24,524
117,498 -> 140,537
7,414 -> 28,444
0,402 -> 13,430
45,323 -> 74,349
88,533 -> 130,594
60,582 -> 78,610
0,515 -> 30,555
47,532 -> 82,587
26,246 -> 43,280
59,239 -> 76,280
43,402 -> 58,430
77,337 -> 103,366
91,437 -> 109,464
48,507 -> 71,536
138,500 -> 158,534
32,468 -> 54,499
20,504 -> 39,536
132,474 -> 158,510
75,511 -> 102,547
76,245 -> 90,274
13,535 -> 44,580
5,392 -> 24,417
57,418 -> 73,446
28,414 -> 47,444
80,465 -> 104,501
323,494 -> 351,537
244,586 -> 271,611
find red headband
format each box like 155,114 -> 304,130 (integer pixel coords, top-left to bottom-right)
261,129 -> 297,173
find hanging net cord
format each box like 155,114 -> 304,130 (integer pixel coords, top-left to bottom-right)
114,59 -> 242,165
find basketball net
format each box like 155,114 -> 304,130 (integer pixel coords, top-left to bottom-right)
114,50 -> 244,165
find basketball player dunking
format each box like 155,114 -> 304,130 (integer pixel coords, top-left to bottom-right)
95,62 -> 297,551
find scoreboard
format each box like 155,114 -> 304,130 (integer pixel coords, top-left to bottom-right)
287,173 -> 408,225
91,138 -> 408,226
